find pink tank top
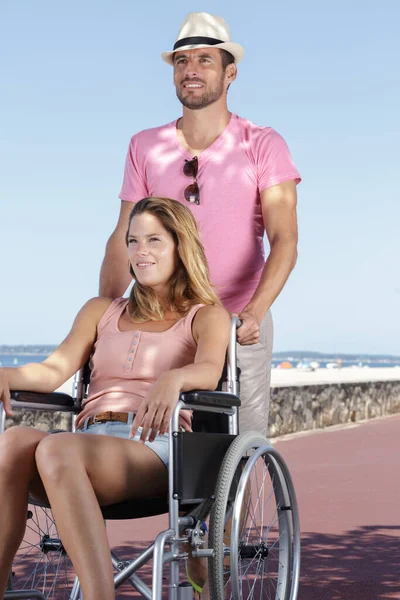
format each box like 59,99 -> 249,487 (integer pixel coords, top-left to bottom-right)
75,298 -> 203,429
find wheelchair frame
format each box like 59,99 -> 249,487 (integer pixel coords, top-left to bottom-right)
1,316 -> 300,600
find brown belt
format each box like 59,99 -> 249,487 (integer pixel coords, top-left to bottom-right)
77,411 -> 132,430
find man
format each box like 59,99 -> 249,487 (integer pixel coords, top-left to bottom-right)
99,12 -> 301,436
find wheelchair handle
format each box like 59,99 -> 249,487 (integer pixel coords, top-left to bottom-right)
226,316 -> 240,394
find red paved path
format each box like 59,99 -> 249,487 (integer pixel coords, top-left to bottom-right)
106,414 -> 400,599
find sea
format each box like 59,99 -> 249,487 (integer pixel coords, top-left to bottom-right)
0,354 -> 51,368
1,353 -> 399,370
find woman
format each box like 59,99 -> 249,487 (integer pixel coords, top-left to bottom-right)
0,197 -> 230,600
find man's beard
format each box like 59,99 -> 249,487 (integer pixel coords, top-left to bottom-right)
176,76 -> 225,110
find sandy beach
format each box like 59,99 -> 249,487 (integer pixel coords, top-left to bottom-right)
270,365 -> 400,387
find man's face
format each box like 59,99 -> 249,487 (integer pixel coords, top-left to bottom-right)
173,48 -> 233,110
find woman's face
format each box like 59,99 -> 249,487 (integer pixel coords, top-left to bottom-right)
127,212 -> 178,294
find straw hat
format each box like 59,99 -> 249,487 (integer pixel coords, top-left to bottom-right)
162,12 -> 245,65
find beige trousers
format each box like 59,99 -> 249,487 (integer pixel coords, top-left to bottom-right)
236,310 -> 273,436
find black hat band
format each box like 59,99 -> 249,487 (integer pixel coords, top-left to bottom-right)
173,36 -> 225,51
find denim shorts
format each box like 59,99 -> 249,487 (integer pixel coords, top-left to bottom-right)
75,413 -> 169,468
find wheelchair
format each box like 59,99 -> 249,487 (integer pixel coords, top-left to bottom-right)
1,317 -> 300,600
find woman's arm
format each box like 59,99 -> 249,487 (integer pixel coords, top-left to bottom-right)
171,304 -> 231,392
130,304 -> 231,442
0,297 -> 112,415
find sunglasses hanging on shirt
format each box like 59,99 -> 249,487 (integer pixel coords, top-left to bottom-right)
183,156 -> 200,205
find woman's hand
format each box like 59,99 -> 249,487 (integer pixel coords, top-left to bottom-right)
0,370 -> 13,417
130,370 -> 184,443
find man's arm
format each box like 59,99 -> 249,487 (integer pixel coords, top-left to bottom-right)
99,200 -> 134,298
237,180 -> 298,345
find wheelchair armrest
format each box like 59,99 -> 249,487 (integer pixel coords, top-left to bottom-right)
10,391 -> 79,413
179,390 -> 240,408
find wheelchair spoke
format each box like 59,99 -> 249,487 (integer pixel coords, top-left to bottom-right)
250,558 -> 264,598
32,505 -> 52,539
49,553 -> 65,599
266,570 -> 278,599
14,540 -> 43,560
27,552 -> 47,591
252,454 -> 265,530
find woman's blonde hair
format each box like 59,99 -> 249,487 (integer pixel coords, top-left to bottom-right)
125,197 -> 221,321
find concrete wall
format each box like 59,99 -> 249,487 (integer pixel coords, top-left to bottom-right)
269,379 -> 400,437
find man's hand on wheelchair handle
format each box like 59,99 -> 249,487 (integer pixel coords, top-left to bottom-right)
129,370 -> 183,443
236,308 -> 261,346
0,370 -> 13,417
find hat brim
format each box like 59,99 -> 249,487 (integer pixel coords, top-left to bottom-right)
162,41 -> 244,65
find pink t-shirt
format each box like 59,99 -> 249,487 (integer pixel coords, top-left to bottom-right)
75,299 -> 203,430
119,113 -> 301,313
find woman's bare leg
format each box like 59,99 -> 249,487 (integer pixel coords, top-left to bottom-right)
0,426 -> 49,594
35,432 -> 168,600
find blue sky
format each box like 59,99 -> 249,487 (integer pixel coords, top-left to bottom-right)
1,0 -> 399,354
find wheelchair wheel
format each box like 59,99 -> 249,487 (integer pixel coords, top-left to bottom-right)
209,431 -> 300,600
9,500 -> 78,599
